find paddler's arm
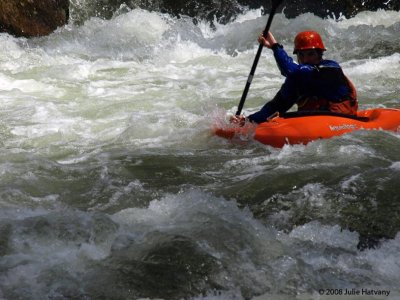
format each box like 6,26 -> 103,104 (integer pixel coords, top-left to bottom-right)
230,33 -> 301,125
259,32 -> 300,77
231,90 -> 289,124
229,32 -> 281,125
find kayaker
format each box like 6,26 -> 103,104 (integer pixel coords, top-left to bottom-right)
232,30 -> 358,124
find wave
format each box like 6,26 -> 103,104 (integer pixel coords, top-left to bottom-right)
33,8 -> 400,62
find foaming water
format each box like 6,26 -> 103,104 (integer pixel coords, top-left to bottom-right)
1,7 -> 400,300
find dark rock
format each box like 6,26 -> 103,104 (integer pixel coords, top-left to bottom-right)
6,0 -> 397,38
69,0 -> 400,26
0,0 -> 69,38
240,0 -> 400,19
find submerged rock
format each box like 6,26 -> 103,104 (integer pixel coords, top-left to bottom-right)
0,0 -> 69,37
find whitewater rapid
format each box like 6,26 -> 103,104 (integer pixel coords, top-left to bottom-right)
1,7 -> 399,300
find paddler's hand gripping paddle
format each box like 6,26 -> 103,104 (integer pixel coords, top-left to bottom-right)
235,0 -> 284,116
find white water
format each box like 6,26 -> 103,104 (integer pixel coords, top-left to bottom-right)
1,8 -> 400,300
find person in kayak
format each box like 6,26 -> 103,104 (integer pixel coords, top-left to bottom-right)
232,30 -> 358,124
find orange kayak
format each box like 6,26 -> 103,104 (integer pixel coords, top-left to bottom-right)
214,108 -> 400,148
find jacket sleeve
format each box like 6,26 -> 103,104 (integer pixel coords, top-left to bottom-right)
247,90 -> 296,123
273,46 -> 315,78
272,46 -> 298,77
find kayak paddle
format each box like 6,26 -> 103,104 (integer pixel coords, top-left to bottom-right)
235,0 -> 284,116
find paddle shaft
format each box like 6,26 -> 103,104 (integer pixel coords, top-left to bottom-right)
235,0 -> 283,116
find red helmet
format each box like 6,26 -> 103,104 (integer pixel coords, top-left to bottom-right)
293,31 -> 326,54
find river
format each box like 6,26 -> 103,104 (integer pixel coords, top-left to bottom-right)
1,6 -> 400,300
